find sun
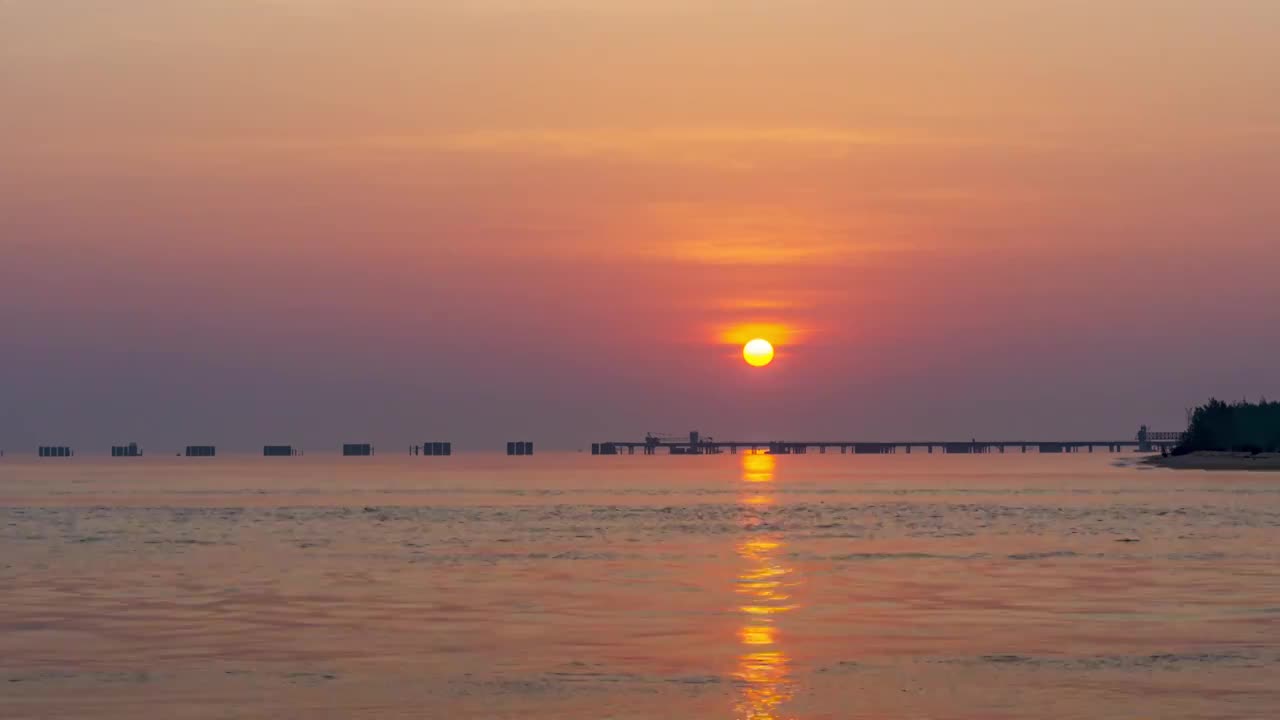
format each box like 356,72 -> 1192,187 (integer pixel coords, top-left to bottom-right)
743,338 -> 775,367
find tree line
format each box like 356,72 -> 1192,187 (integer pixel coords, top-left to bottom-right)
1175,398 -> 1280,455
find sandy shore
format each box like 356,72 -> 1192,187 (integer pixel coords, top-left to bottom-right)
1144,451 -> 1280,471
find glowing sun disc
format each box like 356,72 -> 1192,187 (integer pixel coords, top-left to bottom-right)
743,338 -> 775,367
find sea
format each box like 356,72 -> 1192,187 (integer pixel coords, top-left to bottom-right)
2,452 -> 1278,719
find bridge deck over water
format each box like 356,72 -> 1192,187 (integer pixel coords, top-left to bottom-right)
592,430 -> 1183,455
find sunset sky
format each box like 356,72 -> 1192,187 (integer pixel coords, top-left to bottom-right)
3,1 -> 1278,450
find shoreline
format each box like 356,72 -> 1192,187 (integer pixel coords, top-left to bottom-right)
1143,451 -> 1280,471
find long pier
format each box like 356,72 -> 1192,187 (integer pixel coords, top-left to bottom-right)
4,429 -> 1183,457
592,429 -> 1183,456
595,440 -> 1148,455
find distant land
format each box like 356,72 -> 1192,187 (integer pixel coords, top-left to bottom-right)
1146,399 -> 1280,471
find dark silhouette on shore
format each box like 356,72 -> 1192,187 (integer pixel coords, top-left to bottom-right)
1174,398 -> 1280,455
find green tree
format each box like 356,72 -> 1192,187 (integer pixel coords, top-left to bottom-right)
1176,398 -> 1280,454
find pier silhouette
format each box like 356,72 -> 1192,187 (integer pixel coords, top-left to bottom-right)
591,429 -> 1183,455
7,427 -> 1185,458
111,443 -> 143,457
417,442 -> 452,456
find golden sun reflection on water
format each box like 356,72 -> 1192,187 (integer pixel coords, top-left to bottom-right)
742,453 -> 778,484
733,452 -> 799,720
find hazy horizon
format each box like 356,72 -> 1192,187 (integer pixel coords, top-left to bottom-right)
3,1 -> 1278,450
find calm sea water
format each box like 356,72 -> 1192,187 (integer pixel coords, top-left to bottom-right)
2,453 -> 1278,719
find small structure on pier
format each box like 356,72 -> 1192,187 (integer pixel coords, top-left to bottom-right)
111,443 -> 142,457
1136,425 -> 1184,453
343,443 -> 374,456
263,445 -> 299,457
507,441 -> 534,456
644,431 -> 723,455
38,446 -> 73,457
